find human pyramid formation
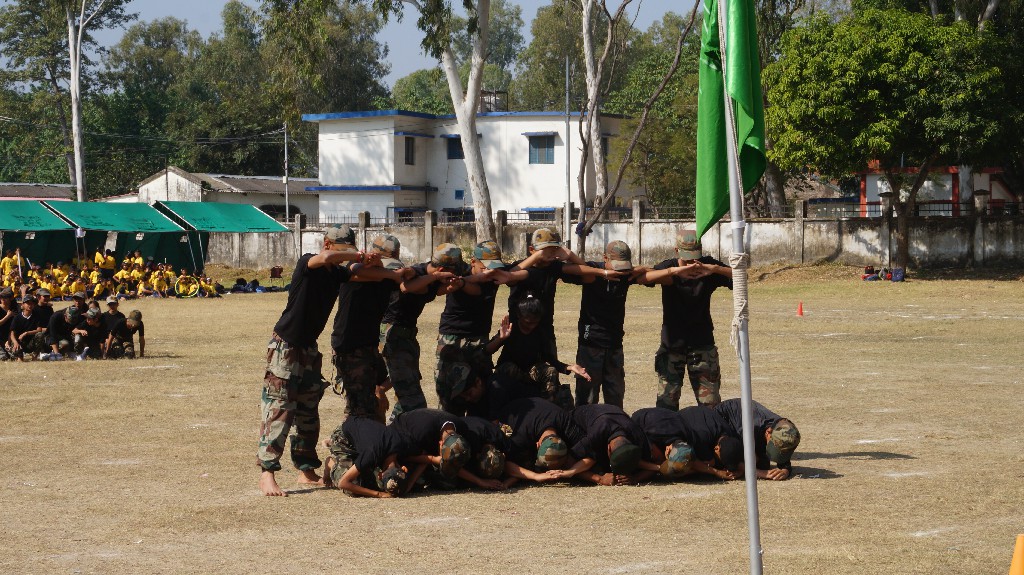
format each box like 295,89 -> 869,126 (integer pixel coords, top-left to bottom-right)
0,247 -> 221,301
257,224 -> 801,497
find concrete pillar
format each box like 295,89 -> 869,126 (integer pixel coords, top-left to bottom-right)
630,198 -> 643,265
358,211 -> 370,251
878,192 -> 893,267
424,210 -> 437,261
972,190 -> 989,265
495,210 -> 507,252
794,200 -> 805,264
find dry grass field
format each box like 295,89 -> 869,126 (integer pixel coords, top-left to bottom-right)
3,264 -> 1023,574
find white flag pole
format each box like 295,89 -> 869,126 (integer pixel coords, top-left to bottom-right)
716,0 -> 764,573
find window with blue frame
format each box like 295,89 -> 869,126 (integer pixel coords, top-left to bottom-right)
454,189 -> 465,200
528,135 -> 555,164
447,138 -> 464,160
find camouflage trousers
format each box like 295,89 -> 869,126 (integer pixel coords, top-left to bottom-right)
7,332 -> 48,358
257,335 -> 326,472
435,333 -> 492,412
73,335 -> 104,359
494,361 -> 574,411
380,324 -> 427,419
654,341 -> 722,409
574,343 -> 626,408
334,345 -> 388,423
106,336 -> 135,359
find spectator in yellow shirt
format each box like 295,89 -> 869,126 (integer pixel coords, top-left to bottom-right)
95,249 -> 117,279
130,264 -> 145,282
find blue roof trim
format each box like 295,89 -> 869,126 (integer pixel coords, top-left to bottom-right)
302,109 -> 436,122
522,131 -> 558,137
305,185 -> 438,192
394,131 -> 435,138
523,207 -> 557,212
440,133 -> 482,138
303,110 -> 627,122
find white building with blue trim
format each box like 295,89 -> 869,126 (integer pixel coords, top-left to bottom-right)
302,110 -> 636,222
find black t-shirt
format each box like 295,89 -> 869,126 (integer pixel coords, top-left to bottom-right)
494,397 -> 583,463
569,404 -> 649,472
382,263 -> 439,328
389,408 -> 461,458
35,304 -> 54,326
646,256 -> 732,346
331,270 -> 396,352
109,317 -> 143,341
439,280 -> 500,337
508,260 -> 564,333
10,312 -> 42,340
0,309 -> 13,342
102,310 -> 126,332
46,311 -> 76,344
495,324 -> 566,374
633,406 -> 736,462
74,318 -> 109,346
459,416 -> 512,454
342,417 -> 394,473
273,253 -> 351,348
561,261 -> 633,348
714,399 -> 782,469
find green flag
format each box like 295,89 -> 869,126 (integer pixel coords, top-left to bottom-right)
696,0 -> 767,241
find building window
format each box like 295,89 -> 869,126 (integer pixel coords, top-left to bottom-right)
447,138 -> 464,160
404,137 -> 415,165
529,136 -> 555,164
454,189 -> 465,200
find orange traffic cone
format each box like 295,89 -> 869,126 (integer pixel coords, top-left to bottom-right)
797,302 -> 804,317
1010,534 -> 1024,575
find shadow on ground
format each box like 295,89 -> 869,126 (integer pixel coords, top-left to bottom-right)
797,451 -> 916,461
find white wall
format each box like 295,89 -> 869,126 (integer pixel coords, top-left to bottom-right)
205,191 -> 319,216
318,118 -> 395,186
319,192 -> 395,220
139,172 -> 201,203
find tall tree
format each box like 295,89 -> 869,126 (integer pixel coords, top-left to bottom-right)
512,0 -> 586,111
392,68 -> 454,115
765,10 -> 1005,268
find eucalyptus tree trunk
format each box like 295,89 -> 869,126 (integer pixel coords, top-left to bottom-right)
66,6 -> 87,201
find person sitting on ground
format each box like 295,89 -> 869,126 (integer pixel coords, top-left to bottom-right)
486,296 -> 589,410
105,309 -> 144,359
46,305 -> 81,359
137,277 -> 158,298
714,398 -> 801,480
8,295 -> 48,360
151,271 -> 170,297
72,308 -> 108,360
323,416 -> 414,498
34,288 -> 55,326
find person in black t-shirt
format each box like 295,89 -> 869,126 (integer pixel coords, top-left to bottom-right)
8,296 -> 47,359
72,308 -> 108,359
381,243 -> 458,420
46,305 -> 81,357
714,398 -> 801,480
388,408 -> 471,487
560,240 -> 643,408
488,296 -> 589,410
632,406 -> 743,480
34,288 -> 55,327
639,228 -> 733,409
258,224 -> 366,497
102,297 -> 126,332
323,417 -> 411,498
331,234 -> 415,428
0,289 -> 17,361
492,397 -> 584,486
104,309 -> 144,359
550,404 -> 659,486
435,240 -> 509,412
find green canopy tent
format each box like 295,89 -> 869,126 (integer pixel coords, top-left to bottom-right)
42,202 -> 203,273
0,201 -> 106,267
154,202 -> 289,272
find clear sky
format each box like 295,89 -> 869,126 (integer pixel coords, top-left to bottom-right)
88,0 -> 690,87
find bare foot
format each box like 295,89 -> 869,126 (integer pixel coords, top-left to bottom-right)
296,468 -> 324,486
322,456 -> 336,488
260,470 -> 286,496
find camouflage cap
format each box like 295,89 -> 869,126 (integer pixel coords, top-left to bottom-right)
377,465 -> 408,496
605,240 -> 633,271
64,305 -> 81,321
608,438 -> 642,475
371,235 -> 403,269
676,228 -> 702,260
72,291 -> 87,300
476,445 -> 506,479
660,440 -> 695,479
127,310 -> 143,325
535,434 -> 568,469
473,241 -> 505,269
445,362 -> 474,399
106,296 -> 118,305
766,419 -> 801,467
35,288 -> 51,297
0,287 -> 13,299
531,228 -> 561,250
431,243 -> 464,270
85,308 -> 101,319
324,224 -> 356,247
19,295 -> 37,304
439,433 -> 471,478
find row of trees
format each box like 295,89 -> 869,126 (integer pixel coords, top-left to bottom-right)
1,0 -> 1022,263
